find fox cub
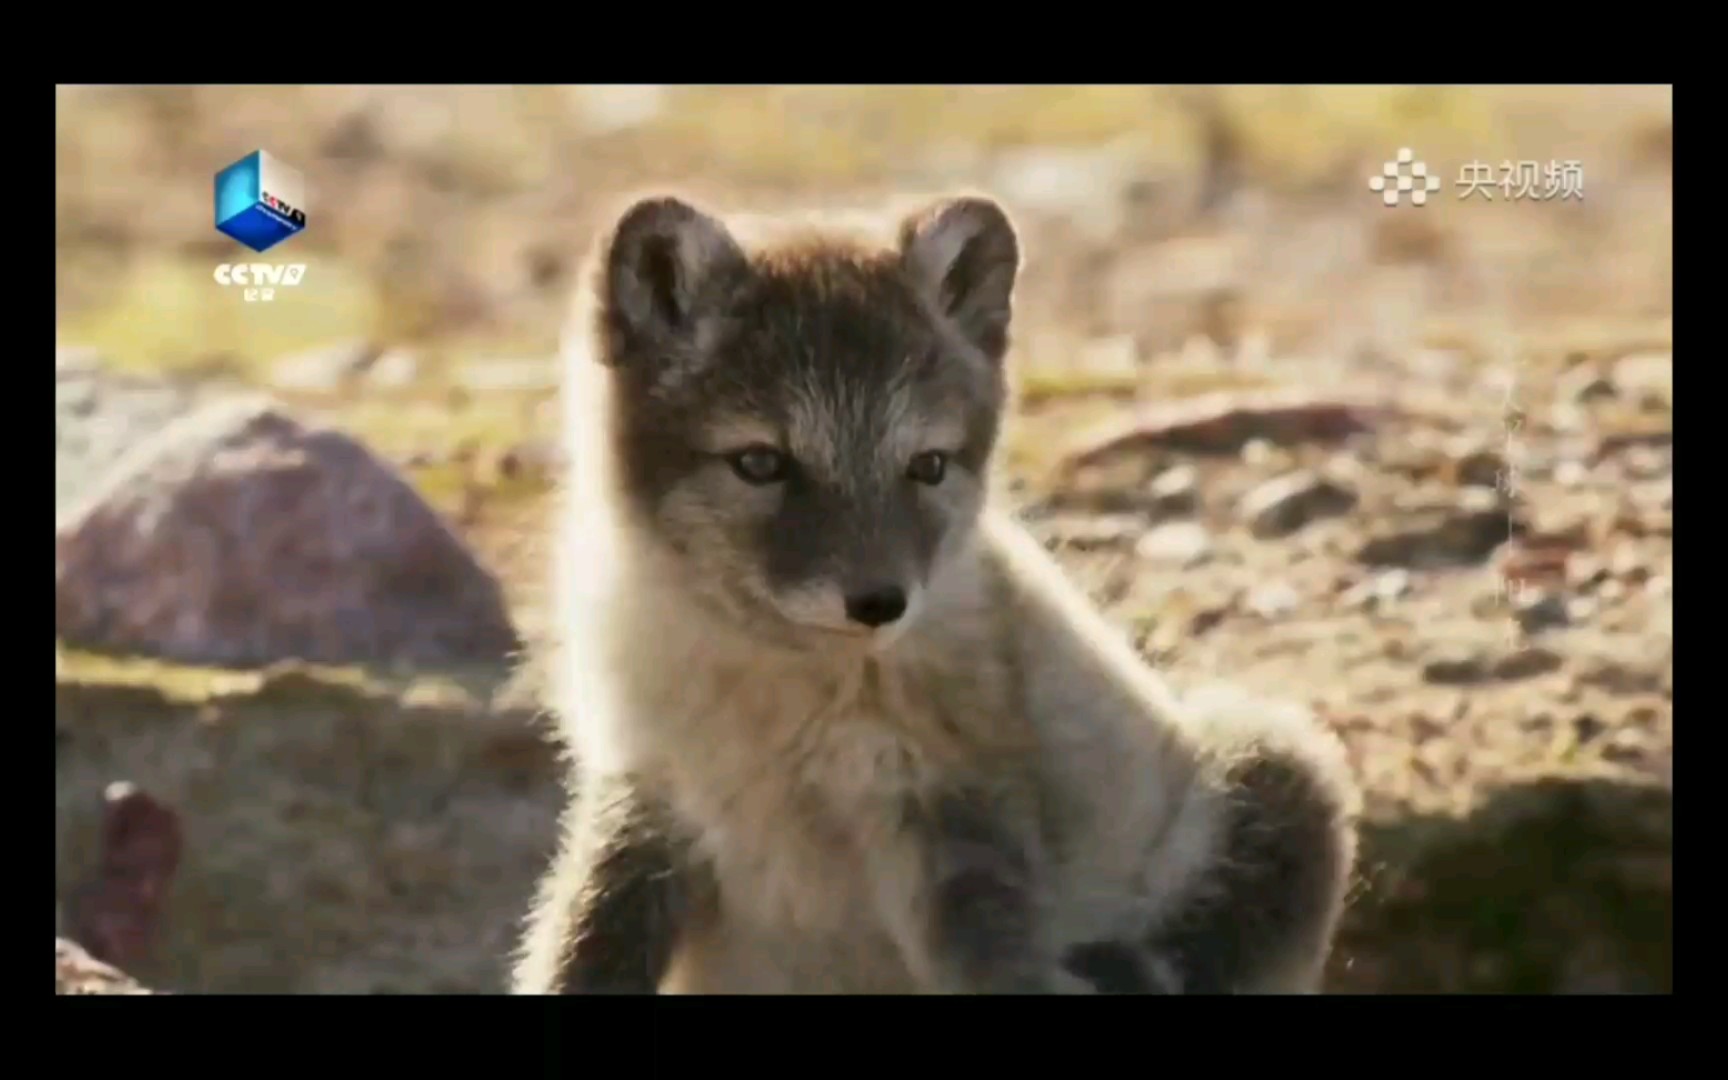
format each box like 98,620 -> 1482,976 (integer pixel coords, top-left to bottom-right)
513,192 -> 1360,994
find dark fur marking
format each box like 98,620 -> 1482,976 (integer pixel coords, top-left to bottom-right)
1063,941 -> 1159,994
1144,747 -> 1351,993
551,776 -> 700,994
923,786 -> 1047,993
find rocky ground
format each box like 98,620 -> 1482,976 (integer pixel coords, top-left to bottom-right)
54,339 -> 1673,995
55,86 -> 1671,994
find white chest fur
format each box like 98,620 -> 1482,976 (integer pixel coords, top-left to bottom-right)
635,651 -> 956,991
555,511 -> 1024,990
648,649 -> 935,923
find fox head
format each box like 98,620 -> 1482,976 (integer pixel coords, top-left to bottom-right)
582,192 -> 1020,651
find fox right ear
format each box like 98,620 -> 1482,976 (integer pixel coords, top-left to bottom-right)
599,196 -> 746,361
899,195 -> 1021,365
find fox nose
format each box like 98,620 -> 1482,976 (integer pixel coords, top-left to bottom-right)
845,586 -> 907,628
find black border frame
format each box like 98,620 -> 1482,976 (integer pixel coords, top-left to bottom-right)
52,70 -> 1680,1072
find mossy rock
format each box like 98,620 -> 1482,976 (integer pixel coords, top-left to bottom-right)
1329,777 -> 1671,993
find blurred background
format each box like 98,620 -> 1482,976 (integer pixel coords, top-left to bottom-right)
55,85 -> 1671,994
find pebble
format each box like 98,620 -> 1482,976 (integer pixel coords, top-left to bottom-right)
1357,501 -> 1514,568
1135,521 -> 1214,567
1342,569 -> 1411,610
1246,582 -> 1299,618
1147,464 -> 1200,516
1514,590 -> 1572,633
1555,460 -> 1591,488
1560,369 -> 1619,403
1494,646 -> 1565,681
1241,438 -> 1284,469
1240,470 -> 1358,539
1423,651 -> 1489,685
1609,544 -> 1649,581
1446,437 -> 1506,490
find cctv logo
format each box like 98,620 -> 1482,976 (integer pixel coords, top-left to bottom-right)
214,262 -> 307,303
215,150 -> 308,253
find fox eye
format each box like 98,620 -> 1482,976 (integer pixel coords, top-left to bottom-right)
727,445 -> 789,485
907,450 -> 948,486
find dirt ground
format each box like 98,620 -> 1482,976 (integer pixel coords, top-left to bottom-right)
55,86 -> 1672,993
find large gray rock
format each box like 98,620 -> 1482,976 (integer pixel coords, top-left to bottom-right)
55,396 -> 521,669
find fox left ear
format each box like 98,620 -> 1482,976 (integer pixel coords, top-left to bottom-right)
899,195 -> 1021,364
599,194 -> 747,366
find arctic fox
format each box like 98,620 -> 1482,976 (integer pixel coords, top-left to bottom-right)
512,192 -> 1359,994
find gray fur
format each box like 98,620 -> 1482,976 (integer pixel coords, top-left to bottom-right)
514,193 -> 1360,994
